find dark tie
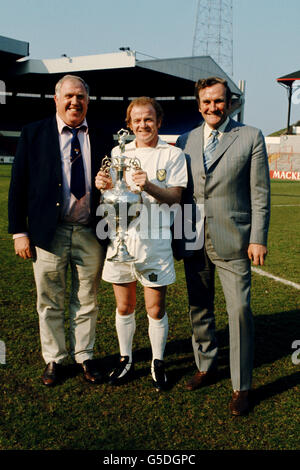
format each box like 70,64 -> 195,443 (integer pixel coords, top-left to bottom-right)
203,129 -> 219,172
68,127 -> 86,200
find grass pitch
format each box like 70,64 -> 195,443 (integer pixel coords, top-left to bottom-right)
0,165 -> 299,451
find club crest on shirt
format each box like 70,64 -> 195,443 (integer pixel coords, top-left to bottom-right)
157,169 -> 166,181
148,273 -> 158,282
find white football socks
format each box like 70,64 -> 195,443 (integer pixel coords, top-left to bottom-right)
115,310 -> 169,378
115,309 -> 136,363
148,312 -> 169,375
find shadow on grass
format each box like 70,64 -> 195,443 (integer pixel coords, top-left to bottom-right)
115,309 -> 299,390
42,309 -> 300,402
253,309 -> 300,366
252,371 -> 300,408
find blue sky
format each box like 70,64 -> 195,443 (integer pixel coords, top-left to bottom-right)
1,0 -> 300,135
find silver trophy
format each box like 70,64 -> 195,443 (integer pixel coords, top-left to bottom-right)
100,129 -> 142,262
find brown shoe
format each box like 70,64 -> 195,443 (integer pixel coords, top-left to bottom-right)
229,390 -> 250,416
186,370 -> 216,391
42,362 -> 60,386
81,360 -> 103,384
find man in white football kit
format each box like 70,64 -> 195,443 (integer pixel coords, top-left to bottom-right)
95,97 -> 187,390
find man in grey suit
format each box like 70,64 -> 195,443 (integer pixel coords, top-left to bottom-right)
176,77 -> 270,416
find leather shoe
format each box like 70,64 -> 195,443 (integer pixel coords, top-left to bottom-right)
229,390 -> 250,416
186,369 -> 216,391
108,356 -> 134,386
152,359 -> 168,392
81,360 -> 103,384
42,362 -> 60,386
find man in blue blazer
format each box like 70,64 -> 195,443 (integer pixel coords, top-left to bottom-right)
176,77 -> 270,415
8,75 -> 113,386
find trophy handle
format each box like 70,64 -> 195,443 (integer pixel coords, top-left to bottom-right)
100,155 -> 112,175
128,157 -> 141,171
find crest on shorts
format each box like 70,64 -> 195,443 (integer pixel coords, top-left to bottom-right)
148,273 -> 158,282
156,169 -> 166,181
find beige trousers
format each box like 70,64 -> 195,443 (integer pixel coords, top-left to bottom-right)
33,223 -> 105,364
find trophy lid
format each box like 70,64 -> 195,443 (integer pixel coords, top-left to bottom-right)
117,128 -> 129,155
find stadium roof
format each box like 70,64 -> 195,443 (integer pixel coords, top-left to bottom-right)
0,35 -> 29,62
277,69 -> 300,133
277,70 -> 300,86
0,36 -> 245,149
5,50 -> 242,100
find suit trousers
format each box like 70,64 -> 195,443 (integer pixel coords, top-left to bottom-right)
183,224 -> 254,391
32,223 -> 105,364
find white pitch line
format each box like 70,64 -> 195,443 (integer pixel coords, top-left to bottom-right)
251,267 -> 300,290
272,204 -> 300,207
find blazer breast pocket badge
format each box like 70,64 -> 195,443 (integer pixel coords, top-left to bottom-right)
156,169 -> 166,181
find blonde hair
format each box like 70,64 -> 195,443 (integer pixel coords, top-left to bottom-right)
125,96 -> 163,127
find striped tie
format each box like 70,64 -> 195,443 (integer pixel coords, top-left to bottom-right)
203,129 -> 219,172
68,127 -> 86,200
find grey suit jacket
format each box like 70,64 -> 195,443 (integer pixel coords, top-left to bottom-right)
176,118 -> 271,260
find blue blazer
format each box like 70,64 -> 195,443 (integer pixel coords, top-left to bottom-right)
8,116 -> 113,250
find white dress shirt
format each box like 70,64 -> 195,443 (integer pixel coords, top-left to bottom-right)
203,117 -> 230,148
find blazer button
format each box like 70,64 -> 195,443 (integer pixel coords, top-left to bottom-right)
56,202 -> 60,206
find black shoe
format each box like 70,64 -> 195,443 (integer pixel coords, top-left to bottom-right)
152,359 -> 168,391
108,356 -> 134,386
42,362 -> 61,387
81,359 -> 103,384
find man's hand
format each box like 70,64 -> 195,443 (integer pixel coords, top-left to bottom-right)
14,236 -> 33,260
132,169 -> 148,192
132,170 -> 182,205
248,243 -> 268,266
95,170 -> 113,191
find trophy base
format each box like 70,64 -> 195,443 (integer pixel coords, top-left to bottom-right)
107,253 -> 137,263
107,241 -> 136,263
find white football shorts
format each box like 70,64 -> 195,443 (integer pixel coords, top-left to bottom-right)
102,234 -> 175,287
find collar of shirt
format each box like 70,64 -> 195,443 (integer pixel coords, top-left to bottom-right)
56,113 -> 89,135
204,117 -> 230,146
126,136 -> 169,150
